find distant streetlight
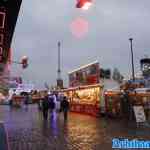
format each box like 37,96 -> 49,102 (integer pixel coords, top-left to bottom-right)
76,0 -> 92,10
129,38 -> 135,81
21,56 -> 28,69
11,56 -> 28,69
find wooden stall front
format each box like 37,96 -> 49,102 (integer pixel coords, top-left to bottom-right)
104,90 -> 150,119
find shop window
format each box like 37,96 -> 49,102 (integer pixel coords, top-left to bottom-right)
90,65 -> 97,75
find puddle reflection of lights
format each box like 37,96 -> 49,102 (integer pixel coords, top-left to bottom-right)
50,112 -> 58,137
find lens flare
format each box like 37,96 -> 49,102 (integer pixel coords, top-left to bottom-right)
70,17 -> 89,38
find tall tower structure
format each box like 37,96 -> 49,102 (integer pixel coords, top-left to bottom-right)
57,41 -> 61,80
56,41 -> 63,89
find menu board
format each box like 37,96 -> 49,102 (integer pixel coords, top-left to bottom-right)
69,62 -> 100,87
133,106 -> 146,123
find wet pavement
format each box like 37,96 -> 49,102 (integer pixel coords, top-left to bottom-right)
0,104 -> 150,150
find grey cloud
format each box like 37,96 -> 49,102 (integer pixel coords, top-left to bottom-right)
11,0 -> 150,88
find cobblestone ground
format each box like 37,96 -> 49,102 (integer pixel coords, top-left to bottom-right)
0,105 -> 150,150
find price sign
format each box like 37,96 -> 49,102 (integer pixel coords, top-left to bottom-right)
133,106 -> 146,123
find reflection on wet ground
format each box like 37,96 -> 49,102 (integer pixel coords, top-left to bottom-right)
0,105 -> 150,150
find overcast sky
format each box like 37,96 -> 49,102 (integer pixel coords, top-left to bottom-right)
11,0 -> 150,88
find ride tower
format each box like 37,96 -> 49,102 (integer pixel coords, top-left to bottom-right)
56,41 -> 63,89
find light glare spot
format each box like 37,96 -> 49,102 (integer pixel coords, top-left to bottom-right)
70,17 -> 89,38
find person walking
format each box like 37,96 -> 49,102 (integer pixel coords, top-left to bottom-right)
42,95 -> 49,120
48,94 -> 55,118
56,99 -> 61,113
61,96 -> 69,121
24,94 -> 29,109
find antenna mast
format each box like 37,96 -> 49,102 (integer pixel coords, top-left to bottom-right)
56,41 -> 63,89
57,41 -> 61,79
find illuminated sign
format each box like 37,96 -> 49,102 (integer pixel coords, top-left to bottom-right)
0,0 -> 22,63
68,61 -> 100,87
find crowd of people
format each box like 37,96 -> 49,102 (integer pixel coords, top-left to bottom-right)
8,89 -> 70,121
40,93 -> 70,121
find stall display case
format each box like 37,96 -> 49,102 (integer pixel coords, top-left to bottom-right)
62,84 -> 102,116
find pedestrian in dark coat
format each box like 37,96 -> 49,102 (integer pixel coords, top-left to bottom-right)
48,95 -> 55,118
42,96 -> 49,120
61,96 -> 69,121
24,94 -> 29,105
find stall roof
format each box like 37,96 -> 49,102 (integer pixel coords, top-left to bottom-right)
68,60 -> 99,74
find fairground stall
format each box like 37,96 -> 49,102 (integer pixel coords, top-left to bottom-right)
104,89 -> 122,117
104,57 -> 150,119
62,61 -> 103,116
104,87 -> 150,120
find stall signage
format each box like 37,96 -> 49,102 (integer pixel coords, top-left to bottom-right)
69,61 -> 100,87
133,106 -> 146,123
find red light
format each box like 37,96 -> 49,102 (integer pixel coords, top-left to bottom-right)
70,17 -> 89,38
76,0 -> 92,10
